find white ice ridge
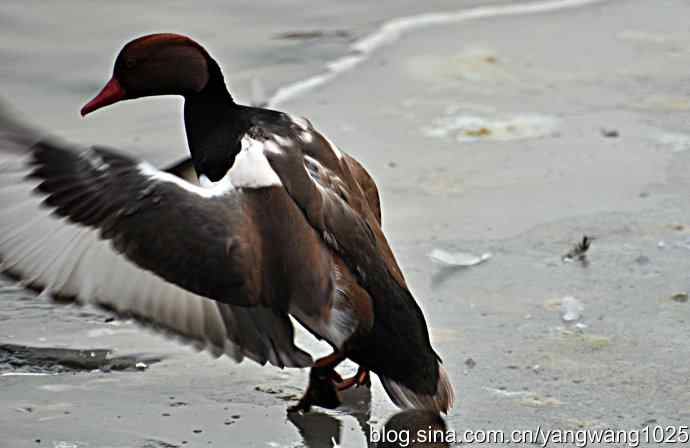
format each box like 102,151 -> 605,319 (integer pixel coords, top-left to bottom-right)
268,0 -> 607,106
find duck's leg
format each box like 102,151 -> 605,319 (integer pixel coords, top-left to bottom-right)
312,351 -> 345,369
288,352 -> 345,413
335,367 -> 370,391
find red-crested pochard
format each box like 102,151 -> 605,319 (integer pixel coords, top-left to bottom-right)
0,33 -> 453,413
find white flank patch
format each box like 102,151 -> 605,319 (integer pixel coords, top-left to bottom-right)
139,162 -> 233,198
144,138 -> 283,192
268,0 -> 605,106
198,174 -> 214,187
227,137 -> 283,188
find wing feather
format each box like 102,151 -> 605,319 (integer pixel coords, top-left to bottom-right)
0,104 -> 312,369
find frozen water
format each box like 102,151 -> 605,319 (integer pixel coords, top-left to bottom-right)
560,296 -> 584,323
429,248 -> 492,267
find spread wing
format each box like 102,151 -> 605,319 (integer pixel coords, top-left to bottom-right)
0,105 -> 312,368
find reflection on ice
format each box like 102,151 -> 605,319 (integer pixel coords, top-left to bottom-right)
429,249 -> 491,267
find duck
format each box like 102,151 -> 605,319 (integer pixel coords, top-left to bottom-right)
0,33 -> 453,413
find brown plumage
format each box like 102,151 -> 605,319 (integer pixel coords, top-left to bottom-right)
0,33 -> 453,413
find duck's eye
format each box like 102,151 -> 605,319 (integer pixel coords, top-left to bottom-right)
125,57 -> 137,69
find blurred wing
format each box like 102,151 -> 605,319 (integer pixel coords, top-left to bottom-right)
0,107 -> 311,368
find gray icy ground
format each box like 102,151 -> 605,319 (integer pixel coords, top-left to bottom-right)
2,0 -> 690,447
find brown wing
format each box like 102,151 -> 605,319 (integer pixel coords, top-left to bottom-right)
272,122 -> 407,290
341,153 -> 382,225
0,107 -> 312,368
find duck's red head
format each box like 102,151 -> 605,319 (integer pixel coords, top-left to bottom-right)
81,33 -> 212,116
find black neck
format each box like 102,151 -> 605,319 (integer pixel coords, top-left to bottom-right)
183,58 -> 245,181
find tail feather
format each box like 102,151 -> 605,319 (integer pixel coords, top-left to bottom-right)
379,364 -> 454,414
